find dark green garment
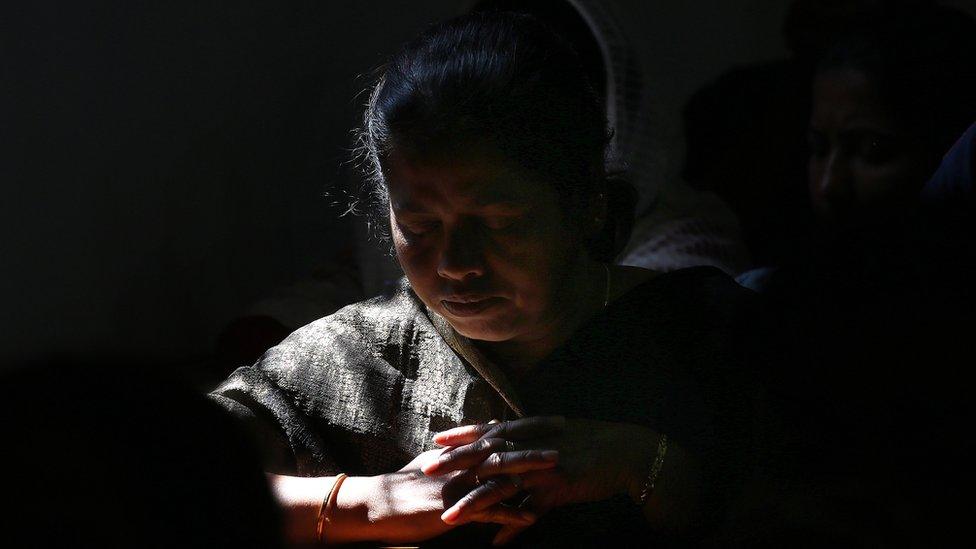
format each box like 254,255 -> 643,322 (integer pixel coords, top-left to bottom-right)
210,267 -> 759,546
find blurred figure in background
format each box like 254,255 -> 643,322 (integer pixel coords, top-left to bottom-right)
686,0 -> 941,282
806,5 -> 976,234
732,5 -> 976,544
2,361 -> 283,548
737,0 -> 976,290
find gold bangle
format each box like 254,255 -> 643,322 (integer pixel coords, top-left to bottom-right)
638,434 -> 668,506
316,473 -> 349,542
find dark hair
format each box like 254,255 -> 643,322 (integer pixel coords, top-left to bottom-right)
782,0 -> 935,60
358,11 -> 630,261
817,5 -> 976,164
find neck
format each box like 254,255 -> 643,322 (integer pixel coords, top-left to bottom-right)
477,259 -> 607,377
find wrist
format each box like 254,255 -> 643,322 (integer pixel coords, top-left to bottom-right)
327,475 -> 380,544
623,425 -> 663,504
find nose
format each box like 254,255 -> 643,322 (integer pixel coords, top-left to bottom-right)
436,219 -> 486,281
812,148 -> 853,208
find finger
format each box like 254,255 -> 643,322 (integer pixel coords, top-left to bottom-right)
492,524 -> 531,546
441,476 -> 523,525
493,494 -> 546,546
484,416 -> 565,442
432,423 -> 492,447
433,416 -> 565,447
518,468 -> 561,490
468,505 -> 536,527
472,449 -> 559,478
423,437 -> 510,475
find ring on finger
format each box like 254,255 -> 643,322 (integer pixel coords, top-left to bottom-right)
505,440 -> 516,452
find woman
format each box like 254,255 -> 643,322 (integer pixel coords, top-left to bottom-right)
212,12 -> 758,546
737,4 -> 976,293
727,7 -> 976,543
805,5 -> 976,235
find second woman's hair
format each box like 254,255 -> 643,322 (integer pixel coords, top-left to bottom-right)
817,5 -> 976,164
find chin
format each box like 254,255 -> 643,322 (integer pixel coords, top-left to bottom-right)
449,316 -> 521,342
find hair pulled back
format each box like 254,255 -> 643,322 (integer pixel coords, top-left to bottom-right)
358,11 -> 630,261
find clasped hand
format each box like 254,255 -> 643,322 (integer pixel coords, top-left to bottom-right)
423,415 -> 657,545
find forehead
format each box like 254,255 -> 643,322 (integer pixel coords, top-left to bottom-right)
811,68 -> 895,130
382,149 -> 549,210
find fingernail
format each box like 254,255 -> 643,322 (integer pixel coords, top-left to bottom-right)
541,450 -> 559,461
519,510 -> 536,523
441,506 -> 460,524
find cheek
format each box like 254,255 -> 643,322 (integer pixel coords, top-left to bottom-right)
851,158 -> 923,205
392,228 -> 438,290
487,220 -> 580,299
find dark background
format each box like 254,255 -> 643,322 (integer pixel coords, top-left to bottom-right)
4,1 -> 974,373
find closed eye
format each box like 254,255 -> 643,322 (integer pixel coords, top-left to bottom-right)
483,215 -> 519,231
398,219 -> 441,236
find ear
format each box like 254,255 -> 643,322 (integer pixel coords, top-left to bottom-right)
586,186 -> 609,240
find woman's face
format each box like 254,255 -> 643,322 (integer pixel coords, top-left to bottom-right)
807,68 -> 928,230
383,149 -> 588,343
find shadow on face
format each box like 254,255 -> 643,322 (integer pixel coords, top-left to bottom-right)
383,149 -> 595,344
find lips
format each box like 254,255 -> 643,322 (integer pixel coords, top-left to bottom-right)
440,296 -> 505,317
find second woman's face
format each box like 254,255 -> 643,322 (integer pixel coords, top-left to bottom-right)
383,150 -> 587,343
807,68 -> 927,230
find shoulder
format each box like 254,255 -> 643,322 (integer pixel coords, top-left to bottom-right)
235,278 -> 436,387
283,278 -> 420,345
208,279 -> 461,474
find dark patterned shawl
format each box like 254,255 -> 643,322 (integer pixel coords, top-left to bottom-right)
210,267 -> 759,545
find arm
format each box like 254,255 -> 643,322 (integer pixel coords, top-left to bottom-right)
268,447 -> 553,546
269,474 -> 341,544
269,474 -> 392,545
